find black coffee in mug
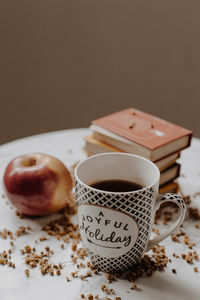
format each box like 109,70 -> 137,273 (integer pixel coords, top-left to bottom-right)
90,179 -> 143,193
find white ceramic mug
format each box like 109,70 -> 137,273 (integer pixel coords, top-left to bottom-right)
75,153 -> 186,273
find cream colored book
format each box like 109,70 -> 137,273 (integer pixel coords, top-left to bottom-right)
159,182 -> 178,194
159,163 -> 180,186
84,134 -> 180,172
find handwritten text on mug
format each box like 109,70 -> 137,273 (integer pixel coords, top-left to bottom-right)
78,205 -> 139,258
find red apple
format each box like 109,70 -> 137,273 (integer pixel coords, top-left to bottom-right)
3,153 -> 73,216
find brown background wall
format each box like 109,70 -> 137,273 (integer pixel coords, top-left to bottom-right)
0,0 -> 200,145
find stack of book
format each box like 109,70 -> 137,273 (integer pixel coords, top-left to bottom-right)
84,108 -> 193,193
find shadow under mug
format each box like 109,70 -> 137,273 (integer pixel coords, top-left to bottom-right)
75,153 -> 186,273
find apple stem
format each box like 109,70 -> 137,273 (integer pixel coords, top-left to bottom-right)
22,158 -> 37,167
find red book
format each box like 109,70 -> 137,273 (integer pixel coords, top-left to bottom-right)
91,108 -> 192,161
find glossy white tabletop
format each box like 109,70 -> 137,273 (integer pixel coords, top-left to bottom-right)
0,129 -> 200,300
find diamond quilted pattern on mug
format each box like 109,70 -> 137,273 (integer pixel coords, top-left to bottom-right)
76,180 -> 156,272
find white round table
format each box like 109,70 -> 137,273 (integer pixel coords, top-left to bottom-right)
0,129 -> 200,300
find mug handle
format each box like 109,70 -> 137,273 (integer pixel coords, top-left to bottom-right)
146,193 -> 186,251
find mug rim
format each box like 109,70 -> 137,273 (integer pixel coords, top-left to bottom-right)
75,152 -> 160,195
